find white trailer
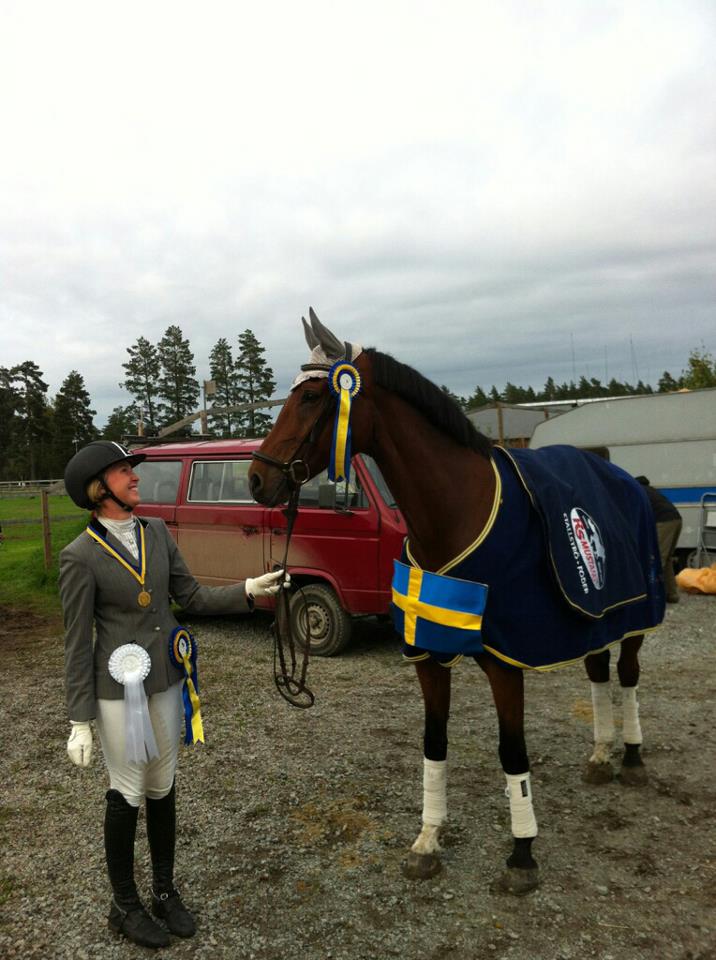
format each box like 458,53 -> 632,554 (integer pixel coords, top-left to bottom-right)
529,388 -> 716,565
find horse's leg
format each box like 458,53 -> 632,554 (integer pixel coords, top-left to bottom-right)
617,635 -> 648,786
583,649 -> 615,783
404,658 -> 451,880
477,656 -> 539,895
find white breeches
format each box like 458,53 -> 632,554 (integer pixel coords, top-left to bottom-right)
96,682 -> 183,807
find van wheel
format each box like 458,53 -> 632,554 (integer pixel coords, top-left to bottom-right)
289,584 -> 352,657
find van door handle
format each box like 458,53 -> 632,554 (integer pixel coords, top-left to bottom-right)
272,528 -> 285,536
242,526 -> 259,536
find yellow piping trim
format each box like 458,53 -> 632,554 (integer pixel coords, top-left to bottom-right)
86,523 -> 147,586
482,624 -> 661,672
405,456 -> 502,575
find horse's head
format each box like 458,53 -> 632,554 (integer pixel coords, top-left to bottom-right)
249,308 -> 373,506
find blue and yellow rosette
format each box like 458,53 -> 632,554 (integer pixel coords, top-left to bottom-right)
169,627 -> 205,745
327,360 -> 361,483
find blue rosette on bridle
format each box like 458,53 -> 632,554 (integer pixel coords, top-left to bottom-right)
327,360 -> 362,484
168,626 -> 204,745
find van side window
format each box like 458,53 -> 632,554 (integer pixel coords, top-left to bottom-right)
135,461 -> 182,503
188,460 -> 253,503
298,467 -> 368,510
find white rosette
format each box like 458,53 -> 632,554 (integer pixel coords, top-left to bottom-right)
108,644 -> 159,764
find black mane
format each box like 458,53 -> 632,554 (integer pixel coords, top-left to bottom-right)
365,348 -> 492,458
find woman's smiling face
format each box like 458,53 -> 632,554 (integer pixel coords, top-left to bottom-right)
100,460 -> 141,513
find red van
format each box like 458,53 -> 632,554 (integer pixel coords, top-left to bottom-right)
133,439 -> 406,655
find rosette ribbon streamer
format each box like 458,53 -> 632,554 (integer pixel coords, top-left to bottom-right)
169,627 -> 204,745
327,360 -> 361,484
108,644 -> 159,764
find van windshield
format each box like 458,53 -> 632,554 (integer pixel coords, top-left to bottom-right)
360,455 -> 398,509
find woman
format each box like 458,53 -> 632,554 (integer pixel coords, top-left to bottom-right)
60,440 -> 287,949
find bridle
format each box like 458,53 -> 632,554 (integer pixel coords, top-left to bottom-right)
251,388 -> 335,709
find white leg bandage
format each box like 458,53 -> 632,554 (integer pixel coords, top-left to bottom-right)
422,758 -> 447,826
590,680 -> 614,748
621,686 -> 642,745
504,772 -> 538,838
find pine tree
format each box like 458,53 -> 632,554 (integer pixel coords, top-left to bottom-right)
51,371 -> 99,474
120,337 -> 161,434
103,404 -> 141,442
0,367 -> 21,480
657,370 -> 681,392
466,385 -> 488,410
208,338 -> 237,437
157,326 -> 200,431
10,361 -> 51,479
234,330 -> 276,437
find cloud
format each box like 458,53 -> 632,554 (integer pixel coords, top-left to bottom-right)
1,0 -> 714,422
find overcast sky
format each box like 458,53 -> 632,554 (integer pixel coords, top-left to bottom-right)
1,0 -> 714,425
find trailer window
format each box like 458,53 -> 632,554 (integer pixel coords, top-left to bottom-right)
188,460 -> 253,502
135,461 -> 182,503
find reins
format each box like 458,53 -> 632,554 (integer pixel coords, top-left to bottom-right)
270,485 -> 315,709
252,397 -> 335,709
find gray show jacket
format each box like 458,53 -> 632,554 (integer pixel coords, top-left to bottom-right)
60,516 -> 250,722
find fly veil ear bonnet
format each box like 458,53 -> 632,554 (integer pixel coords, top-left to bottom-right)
292,307 -> 362,389
295,308 -> 363,484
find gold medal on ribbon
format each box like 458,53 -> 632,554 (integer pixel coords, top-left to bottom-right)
87,522 -> 150,607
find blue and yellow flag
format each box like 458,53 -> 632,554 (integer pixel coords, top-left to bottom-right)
391,560 -> 488,655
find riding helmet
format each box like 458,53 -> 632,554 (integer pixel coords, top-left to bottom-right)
64,441 -> 146,510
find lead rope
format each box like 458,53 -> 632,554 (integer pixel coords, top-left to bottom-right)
272,486 -> 315,708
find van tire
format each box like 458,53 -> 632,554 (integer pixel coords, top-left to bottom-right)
289,584 -> 352,657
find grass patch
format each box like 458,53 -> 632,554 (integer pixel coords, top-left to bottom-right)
0,495 -> 87,616
0,493 -> 83,522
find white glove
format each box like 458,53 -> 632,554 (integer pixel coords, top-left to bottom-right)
245,569 -> 291,599
67,721 -> 93,767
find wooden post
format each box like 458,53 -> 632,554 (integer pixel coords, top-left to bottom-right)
41,490 -> 52,570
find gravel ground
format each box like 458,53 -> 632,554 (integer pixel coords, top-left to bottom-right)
1,594 -> 715,960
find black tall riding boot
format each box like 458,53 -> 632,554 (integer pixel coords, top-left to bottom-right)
104,789 -> 170,949
146,782 -> 196,938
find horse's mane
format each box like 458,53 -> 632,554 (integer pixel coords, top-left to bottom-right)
365,348 -> 492,459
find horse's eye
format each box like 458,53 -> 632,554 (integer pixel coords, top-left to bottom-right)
301,391 -> 320,405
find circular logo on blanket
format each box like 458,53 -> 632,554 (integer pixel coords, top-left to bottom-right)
569,508 -> 606,590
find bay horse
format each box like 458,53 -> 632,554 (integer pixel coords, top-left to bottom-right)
248,309 -> 665,894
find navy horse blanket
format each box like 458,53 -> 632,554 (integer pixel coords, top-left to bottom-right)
392,445 -> 665,670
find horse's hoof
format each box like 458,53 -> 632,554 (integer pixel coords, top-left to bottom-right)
619,764 -> 648,787
490,866 -> 540,896
583,761 -> 614,784
403,851 -> 442,880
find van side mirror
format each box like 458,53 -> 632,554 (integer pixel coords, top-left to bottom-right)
318,482 -> 337,509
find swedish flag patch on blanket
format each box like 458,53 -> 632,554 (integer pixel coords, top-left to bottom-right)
392,561 -> 488,655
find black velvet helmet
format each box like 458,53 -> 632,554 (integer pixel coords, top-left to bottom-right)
64,441 -> 146,510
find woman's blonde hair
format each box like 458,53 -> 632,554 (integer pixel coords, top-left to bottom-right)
85,478 -> 106,508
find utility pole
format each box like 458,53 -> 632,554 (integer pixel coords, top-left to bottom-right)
201,380 -> 216,435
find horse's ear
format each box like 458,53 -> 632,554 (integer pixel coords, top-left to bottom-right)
302,316 -> 320,350
309,307 -> 345,359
